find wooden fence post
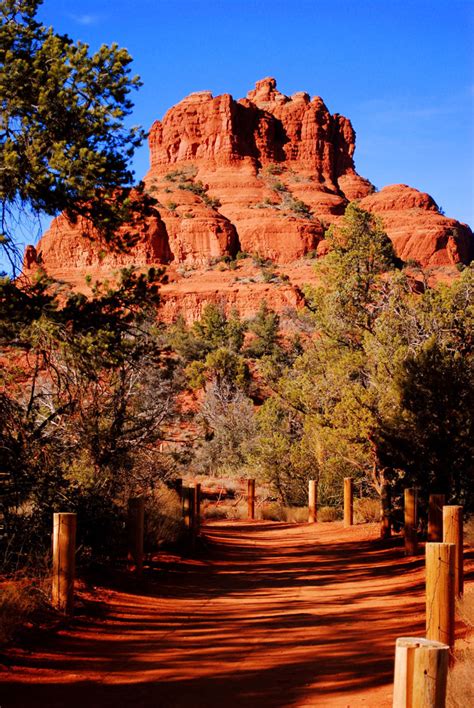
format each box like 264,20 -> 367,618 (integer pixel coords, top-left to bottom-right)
393,637 -> 449,708
404,488 -> 418,556
52,512 -> 77,614
248,479 -> 255,521
194,482 -> 201,533
182,486 -> 195,531
428,494 -> 445,542
381,482 -> 392,539
344,478 -> 353,527
188,486 -> 196,547
308,480 -> 317,523
443,505 -> 463,597
128,497 -> 145,577
425,542 -> 455,648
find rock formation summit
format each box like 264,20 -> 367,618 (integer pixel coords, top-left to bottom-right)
26,78 -> 473,318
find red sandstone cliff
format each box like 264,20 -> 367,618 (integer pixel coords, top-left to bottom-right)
25,78 -> 473,319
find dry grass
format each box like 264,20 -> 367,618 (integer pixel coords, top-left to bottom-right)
447,603 -> 474,708
354,498 -> 380,524
464,517 -> 474,545
260,502 -> 284,521
446,517 -> 474,708
457,585 -> 474,630
0,578 -> 49,646
145,484 -> 184,549
260,504 -> 311,523
318,506 -> 341,522
201,499 -> 248,521
283,506 -> 310,524
447,644 -> 474,708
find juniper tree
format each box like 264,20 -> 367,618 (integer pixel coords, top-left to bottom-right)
0,0 -> 146,269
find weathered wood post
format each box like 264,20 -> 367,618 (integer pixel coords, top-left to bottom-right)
343,477 -> 353,527
443,505 -> 463,597
381,482 -> 392,539
194,482 -> 201,533
248,479 -> 255,521
425,542 -> 455,648
404,488 -> 418,556
393,637 -> 449,708
128,496 -> 145,577
188,485 -> 197,547
308,480 -> 317,523
52,512 -> 77,614
428,494 -> 445,541
182,486 -> 195,531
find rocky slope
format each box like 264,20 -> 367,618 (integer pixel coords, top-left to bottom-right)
25,78 -> 473,320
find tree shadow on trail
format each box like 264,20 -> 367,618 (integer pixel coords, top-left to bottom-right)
0,521 -> 438,708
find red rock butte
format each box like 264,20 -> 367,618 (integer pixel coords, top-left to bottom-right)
25,78 -> 474,320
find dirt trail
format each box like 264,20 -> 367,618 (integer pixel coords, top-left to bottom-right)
0,521 -> 439,707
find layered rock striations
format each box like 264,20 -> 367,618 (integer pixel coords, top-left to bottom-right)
26,78 -> 473,318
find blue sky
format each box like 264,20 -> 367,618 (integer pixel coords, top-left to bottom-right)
6,0 -> 474,270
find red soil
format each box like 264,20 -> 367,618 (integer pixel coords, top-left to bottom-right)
1,521 -> 470,707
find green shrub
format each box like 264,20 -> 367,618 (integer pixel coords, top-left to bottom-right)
265,163 -> 285,176
288,197 -> 312,218
178,180 -> 207,197
203,195 -> 221,209
252,253 -> 273,268
164,169 -> 189,182
271,180 -> 287,193
262,267 -> 278,283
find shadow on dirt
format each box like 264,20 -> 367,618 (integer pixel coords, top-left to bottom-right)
2,520 -> 463,708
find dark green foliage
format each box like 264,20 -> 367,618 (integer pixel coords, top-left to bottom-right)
246,300 -> 281,358
264,163 -> 284,176
177,178 -> 221,209
372,267 -> 474,511
384,341 -> 473,507
168,304 -> 246,363
269,205 -> 474,513
178,180 -> 208,197
306,203 -> 400,345
247,397 -> 315,506
286,197 -> 312,218
164,169 -> 190,183
271,180 -> 287,193
0,268 -> 179,567
0,0 -> 146,266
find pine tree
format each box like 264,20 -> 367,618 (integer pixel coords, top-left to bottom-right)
0,0 -> 146,269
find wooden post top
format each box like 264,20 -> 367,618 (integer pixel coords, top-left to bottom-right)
395,637 -> 449,650
425,541 -> 455,548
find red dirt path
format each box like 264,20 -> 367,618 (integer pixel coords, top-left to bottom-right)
0,520 -> 462,707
